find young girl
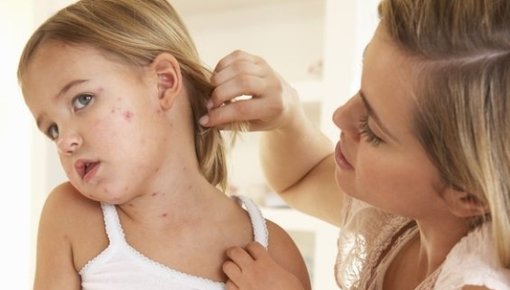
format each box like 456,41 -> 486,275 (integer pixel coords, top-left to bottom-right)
17,1 -> 310,289
202,0 -> 510,289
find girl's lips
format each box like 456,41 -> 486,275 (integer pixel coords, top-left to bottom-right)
335,142 -> 354,170
75,160 -> 100,182
83,162 -> 100,182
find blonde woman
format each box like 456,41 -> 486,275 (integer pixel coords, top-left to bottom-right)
203,0 -> 510,289
18,1 -> 310,289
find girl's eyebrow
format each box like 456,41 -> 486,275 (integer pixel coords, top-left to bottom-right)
359,90 -> 399,142
55,79 -> 88,100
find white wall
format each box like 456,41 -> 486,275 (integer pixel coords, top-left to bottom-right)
0,1 -> 35,289
178,0 -> 325,82
0,1 -> 74,288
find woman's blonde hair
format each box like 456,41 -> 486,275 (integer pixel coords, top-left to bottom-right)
379,0 -> 510,267
18,0 -> 229,189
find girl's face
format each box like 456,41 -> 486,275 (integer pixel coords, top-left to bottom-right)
22,41 -> 172,204
333,26 -> 450,220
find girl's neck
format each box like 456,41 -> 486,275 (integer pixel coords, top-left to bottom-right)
116,165 -> 226,229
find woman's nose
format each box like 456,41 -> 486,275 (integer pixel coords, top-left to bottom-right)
56,131 -> 82,155
332,96 -> 363,141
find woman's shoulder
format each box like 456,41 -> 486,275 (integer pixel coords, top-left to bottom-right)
435,222 -> 510,290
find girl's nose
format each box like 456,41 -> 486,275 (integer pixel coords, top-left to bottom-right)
56,131 -> 82,155
332,96 -> 364,141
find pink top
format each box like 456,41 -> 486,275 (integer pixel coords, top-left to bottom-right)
335,197 -> 510,290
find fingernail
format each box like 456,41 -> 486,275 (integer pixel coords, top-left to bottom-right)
206,100 -> 213,109
199,115 -> 209,126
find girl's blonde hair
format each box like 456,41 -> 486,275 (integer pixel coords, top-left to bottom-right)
379,0 -> 510,267
18,0 -> 229,189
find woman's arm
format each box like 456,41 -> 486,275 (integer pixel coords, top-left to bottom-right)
207,50 -> 343,225
259,102 -> 341,225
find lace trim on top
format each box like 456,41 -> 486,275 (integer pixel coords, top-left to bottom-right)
335,198 -> 407,289
335,197 -> 440,290
79,195 -> 269,289
374,225 -> 441,290
336,198 -> 510,290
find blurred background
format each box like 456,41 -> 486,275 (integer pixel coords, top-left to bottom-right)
0,0 -> 379,288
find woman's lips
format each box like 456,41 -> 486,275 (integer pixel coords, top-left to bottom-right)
335,142 -> 354,170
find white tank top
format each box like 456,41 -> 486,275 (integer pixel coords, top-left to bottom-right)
79,195 -> 268,290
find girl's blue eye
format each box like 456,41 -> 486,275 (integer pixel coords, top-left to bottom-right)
47,124 -> 59,140
73,94 -> 93,111
359,117 -> 383,146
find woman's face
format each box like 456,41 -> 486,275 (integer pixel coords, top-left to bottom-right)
332,26 -> 450,220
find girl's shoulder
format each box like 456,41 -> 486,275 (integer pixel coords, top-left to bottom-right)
265,217 -> 312,289
435,223 -> 510,290
42,182 -> 103,230
39,182 -> 107,269
45,182 -> 100,210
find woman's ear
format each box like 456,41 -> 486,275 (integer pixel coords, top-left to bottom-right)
442,187 -> 488,218
150,53 -> 182,110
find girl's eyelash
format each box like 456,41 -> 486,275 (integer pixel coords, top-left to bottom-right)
358,117 -> 382,146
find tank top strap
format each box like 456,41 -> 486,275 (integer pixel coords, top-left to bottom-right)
100,203 -> 126,245
233,195 -> 269,248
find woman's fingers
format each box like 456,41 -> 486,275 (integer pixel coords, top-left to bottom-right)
200,97 -> 284,129
205,50 -> 296,131
244,242 -> 268,261
213,50 -> 265,74
210,73 -> 267,108
225,246 -> 256,267
225,279 -> 239,290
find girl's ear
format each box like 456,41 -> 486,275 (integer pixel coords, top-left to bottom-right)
442,187 -> 488,218
150,53 -> 182,110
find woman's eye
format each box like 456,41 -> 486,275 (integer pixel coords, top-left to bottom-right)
72,94 -> 93,111
359,117 -> 383,146
47,124 -> 59,140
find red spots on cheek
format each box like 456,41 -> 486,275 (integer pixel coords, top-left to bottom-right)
123,111 -> 134,121
109,107 -> 134,122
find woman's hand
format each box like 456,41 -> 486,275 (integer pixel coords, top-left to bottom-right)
200,50 -> 300,131
223,242 -> 306,290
